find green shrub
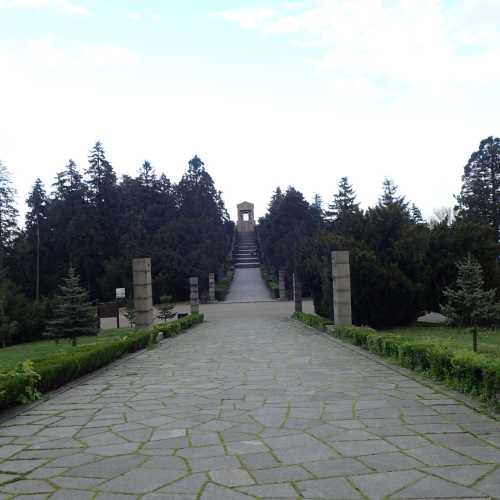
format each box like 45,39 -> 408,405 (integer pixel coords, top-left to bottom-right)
294,313 -> 500,410
293,312 -> 333,331
215,271 -> 234,301
261,268 -> 280,298
0,314 -> 204,410
153,313 -> 204,337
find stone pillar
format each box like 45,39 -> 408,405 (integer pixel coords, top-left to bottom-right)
278,270 -> 286,301
332,251 -> 352,326
209,273 -> 216,303
189,277 -> 199,314
133,258 -> 154,328
293,273 -> 302,313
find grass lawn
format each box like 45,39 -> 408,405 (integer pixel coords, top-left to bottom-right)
0,328 -> 135,373
381,326 -> 500,358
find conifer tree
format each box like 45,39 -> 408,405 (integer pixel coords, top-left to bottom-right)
327,177 -> 360,221
441,256 -> 499,351
457,136 -> 500,243
0,161 -> 18,269
46,266 -> 97,345
379,178 -> 408,209
26,179 -> 48,301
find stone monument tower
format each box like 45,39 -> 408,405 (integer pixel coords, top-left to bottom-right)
237,201 -> 255,233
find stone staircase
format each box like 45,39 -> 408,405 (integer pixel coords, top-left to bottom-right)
233,231 -> 260,269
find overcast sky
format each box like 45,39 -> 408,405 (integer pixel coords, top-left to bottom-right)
1,0 -> 499,222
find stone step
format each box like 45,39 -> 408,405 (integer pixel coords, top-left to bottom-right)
235,262 -> 261,268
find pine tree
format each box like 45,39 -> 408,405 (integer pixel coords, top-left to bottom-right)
46,266 -> 97,345
379,178 -> 408,209
327,177 -> 360,221
156,295 -> 175,322
441,256 -> 499,351
456,136 -> 500,243
0,161 -> 18,269
410,203 -> 424,224
26,179 -> 48,301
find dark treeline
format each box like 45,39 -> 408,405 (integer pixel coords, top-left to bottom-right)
258,136 -> 500,328
0,143 -> 233,344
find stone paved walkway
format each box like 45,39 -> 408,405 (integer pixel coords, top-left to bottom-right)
1,310 -> 500,499
225,269 -> 272,303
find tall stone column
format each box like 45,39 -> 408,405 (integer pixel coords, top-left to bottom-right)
189,277 -> 199,314
331,251 -> 352,326
293,273 -> 302,313
209,273 -> 216,303
278,270 -> 286,301
133,258 -> 154,328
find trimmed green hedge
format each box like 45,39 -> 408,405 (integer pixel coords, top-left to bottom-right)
0,314 -> 204,411
153,313 -> 204,337
261,268 -> 279,298
294,312 -> 500,411
215,271 -> 234,301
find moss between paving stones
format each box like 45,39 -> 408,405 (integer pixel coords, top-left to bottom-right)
293,312 -> 500,412
0,313 -> 204,411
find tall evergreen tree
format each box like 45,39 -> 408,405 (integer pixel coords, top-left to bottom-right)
456,136 -> 500,244
0,161 -> 18,270
327,177 -> 359,220
50,160 -> 89,282
25,179 -> 49,300
46,266 -> 97,345
379,178 -> 408,209
85,142 -> 121,295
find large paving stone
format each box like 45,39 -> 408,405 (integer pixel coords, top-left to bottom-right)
0,306 -> 498,500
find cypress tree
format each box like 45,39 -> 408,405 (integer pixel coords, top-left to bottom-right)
46,266 -> 97,345
0,161 -> 18,270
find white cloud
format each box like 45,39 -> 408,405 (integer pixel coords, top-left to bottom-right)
0,0 -> 87,15
217,0 -> 500,107
125,11 -> 142,23
216,7 -> 277,29
25,37 -> 139,69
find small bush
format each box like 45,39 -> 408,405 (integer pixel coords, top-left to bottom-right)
293,312 -> 333,331
261,268 -> 280,298
215,271 -> 235,301
153,313 -> 204,337
294,313 -> 500,410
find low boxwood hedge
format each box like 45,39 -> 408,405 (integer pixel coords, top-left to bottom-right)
0,313 -> 204,411
153,312 -> 204,337
261,268 -> 280,298
215,271 -> 234,301
294,312 -> 500,411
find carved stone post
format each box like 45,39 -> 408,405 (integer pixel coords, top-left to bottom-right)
209,273 -> 216,303
133,258 -> 154,328
189,277 -> 199,314
279,270 -> 286,301
332,251 -> 352,326
293,273 -> 302,313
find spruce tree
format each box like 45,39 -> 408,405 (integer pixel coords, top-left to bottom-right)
46,266 -> 97,345
26,179 -> 49,301
441,256 -> 499,351
327,177 -> 360,221
379,178 -> 408,209
0,161 -> 18,269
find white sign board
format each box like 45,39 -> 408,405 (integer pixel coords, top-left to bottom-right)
116,288 -> 126,299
